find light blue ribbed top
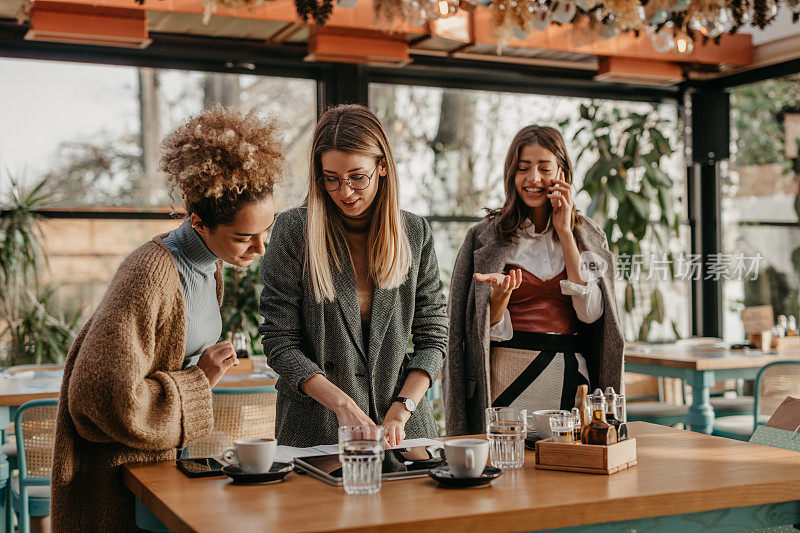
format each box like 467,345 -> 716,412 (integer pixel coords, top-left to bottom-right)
163,219 -> 223,367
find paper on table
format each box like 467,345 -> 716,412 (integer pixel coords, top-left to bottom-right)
388,438 -> 443,450
275,437 -> 443,463
275,445 -> 339,464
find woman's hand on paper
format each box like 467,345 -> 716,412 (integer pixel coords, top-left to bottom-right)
334,399 -> 375,429
383,402 -> 411,447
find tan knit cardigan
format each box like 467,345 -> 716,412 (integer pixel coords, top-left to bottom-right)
51,234 -> 221,532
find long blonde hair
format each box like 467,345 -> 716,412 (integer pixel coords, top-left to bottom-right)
306,104 -> 411,302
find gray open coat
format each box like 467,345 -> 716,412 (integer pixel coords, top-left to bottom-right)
443,215 -> 624,437
259,207 -> 448,447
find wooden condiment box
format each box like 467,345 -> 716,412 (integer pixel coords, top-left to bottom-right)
534,438 -> 637,475
226,357 -> 255,373
748,333 -> 800,351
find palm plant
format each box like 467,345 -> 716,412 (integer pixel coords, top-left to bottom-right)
563,102 -> 682,341
0,175 -> 78,365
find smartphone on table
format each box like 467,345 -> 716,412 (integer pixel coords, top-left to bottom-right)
176,457 -> 227,478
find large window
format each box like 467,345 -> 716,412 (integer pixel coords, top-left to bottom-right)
722,74 -> 800,342
0,58 -> 316,330
370,83 -> 689,341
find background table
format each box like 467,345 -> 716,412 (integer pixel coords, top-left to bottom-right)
125,422 -> 800,533
625,343 -> 800,433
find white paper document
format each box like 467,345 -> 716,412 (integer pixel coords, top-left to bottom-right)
275,437 -> 443,463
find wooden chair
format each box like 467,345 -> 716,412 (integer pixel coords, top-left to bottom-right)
625,374 -> 690,426
182,385 -> 277,458
12,399 -> 58,533
713,361 -> 800,441
137,386 -> 278,532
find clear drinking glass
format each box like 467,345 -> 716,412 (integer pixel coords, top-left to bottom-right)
549,412 -> 575,443
486,407 -> 527,469
338,426 -> 385,495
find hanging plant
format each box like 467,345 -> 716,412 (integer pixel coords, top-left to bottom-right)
129,0 -> 798,36
295,0 -> 335,25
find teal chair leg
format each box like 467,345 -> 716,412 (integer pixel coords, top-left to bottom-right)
6,455 -> 17,533
135,497 -> 171,532
11,486 -> 50,533
20,487 -> 28,533
4,482 -> 11,533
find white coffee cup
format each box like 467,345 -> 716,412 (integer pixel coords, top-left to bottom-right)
222,437 -> 276,474
532,409 -> 569,439
444,438 -> 489,478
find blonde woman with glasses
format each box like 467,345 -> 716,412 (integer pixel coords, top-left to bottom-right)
259,104 -> 448,447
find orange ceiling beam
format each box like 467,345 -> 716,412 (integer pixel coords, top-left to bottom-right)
307,27 -> 410,65
595,56 -> 684,84
25,0 -> 151,47
24,0 -> 753,68
471,7 -> 753,66
33,0 -> 426,33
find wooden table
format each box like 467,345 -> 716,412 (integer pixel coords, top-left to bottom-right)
0,366 -> 276,533
625,343 -> 800,433
125,422 -> 800,533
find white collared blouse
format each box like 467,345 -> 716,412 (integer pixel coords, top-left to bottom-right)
490,218 -> 604,341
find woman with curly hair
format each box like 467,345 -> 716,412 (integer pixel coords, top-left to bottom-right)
259,104 -> 447,448
51,107 -> 285,531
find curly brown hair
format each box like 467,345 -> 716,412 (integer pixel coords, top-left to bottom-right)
160,106 -> 285,228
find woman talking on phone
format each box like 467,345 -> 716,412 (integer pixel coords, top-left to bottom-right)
443,125 -> 624,436
51,107 -> 285,530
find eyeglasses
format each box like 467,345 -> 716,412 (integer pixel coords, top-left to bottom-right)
318,163 -> 380,192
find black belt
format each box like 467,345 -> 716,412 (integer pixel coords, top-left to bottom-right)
490,331 -> 589,410
490,330 -> 584,353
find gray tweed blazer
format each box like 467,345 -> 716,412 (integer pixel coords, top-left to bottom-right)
443,215 -> 625,437
259,207 -> 448,447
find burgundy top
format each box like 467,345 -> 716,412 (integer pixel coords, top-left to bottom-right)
504,266 -> 579,335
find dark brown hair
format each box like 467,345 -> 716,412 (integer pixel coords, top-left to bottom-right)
486,125 -> 581,242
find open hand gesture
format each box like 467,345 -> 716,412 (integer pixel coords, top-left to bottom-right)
473,269 -> 523,297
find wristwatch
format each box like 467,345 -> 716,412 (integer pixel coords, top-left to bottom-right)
394,396 -> 417,413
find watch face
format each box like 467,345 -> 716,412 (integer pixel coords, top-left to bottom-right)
405,398 -> 417,412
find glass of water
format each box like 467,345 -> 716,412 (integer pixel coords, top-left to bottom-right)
486,407 -> 527,469
338,425 -> 385,495
549,412 -> 575,443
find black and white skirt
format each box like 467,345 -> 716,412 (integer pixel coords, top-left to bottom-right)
490,331 -> 590,412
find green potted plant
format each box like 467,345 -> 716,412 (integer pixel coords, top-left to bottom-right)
563,102 -> 682,341
220,261 -> 264,355
0,176 -> 79,365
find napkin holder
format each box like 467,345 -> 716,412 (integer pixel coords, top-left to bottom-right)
534,438 -> 637,475
750,396 -> 800,451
